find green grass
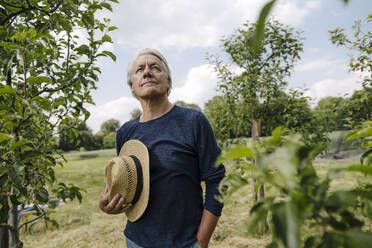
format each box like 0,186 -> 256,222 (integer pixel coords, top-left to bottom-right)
21,149 -> 365,248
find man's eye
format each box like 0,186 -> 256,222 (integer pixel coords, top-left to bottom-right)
136,68 -> 143,73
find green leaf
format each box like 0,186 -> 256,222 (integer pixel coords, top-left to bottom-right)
8,163 -> 25,190
361,148 -> 372,166
82,12 -> 94,27
344,229 -> 372,248
0,133 -> 11,143
217,144 -> 253,164
100,2 -> 113,11
0,86 -> 16,95
76,44 -> 91,55
35,188 -> 49,202
9,139 -> 30,150
101,50 -> 116,61
101,34 -> 112,43
250,0 -> 276,51
108,26 -> 118,32
325,191 -> 358,212
345,127 -> 372,141
222,174 -> 249,196
345,165 -> 372,175
20,150 -> 43,161
28,76 -> 51,85
270,202 -> 288,245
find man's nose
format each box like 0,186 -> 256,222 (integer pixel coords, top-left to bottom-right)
143,65 -> 152,77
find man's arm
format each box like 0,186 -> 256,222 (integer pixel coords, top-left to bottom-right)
197,209 -> 220,248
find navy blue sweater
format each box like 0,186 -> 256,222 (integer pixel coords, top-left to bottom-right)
116,105 -> 225,248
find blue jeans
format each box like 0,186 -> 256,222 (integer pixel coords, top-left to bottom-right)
126,237 -> 202,248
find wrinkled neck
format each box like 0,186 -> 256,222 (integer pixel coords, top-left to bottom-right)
138,96 -> 173,122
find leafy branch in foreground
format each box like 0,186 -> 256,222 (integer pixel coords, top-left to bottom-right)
218,127 -> 372,248
0,0 -> 119,247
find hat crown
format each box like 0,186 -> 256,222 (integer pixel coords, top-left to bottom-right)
106,156 -> 138,203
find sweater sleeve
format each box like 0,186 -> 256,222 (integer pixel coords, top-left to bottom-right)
196,113 -> 225,216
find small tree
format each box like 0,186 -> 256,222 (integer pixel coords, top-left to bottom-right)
208,19 -> 304,204
218,126 -> 372,248
0,0 -> 118,247
100,118 -> 120,134
208,19 -> 304,142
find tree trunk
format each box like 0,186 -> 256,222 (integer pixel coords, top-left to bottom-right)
251,119 -> 262,202
8,198 -> 21,248
0,196 -> 9,248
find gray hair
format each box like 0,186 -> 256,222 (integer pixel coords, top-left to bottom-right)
127,48 -> 172,96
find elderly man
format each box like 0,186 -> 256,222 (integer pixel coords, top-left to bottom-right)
99,48 -> 225,248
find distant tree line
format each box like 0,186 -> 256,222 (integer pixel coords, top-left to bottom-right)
57,85 -> 371,152
58,119 -> 120,151
205,87 -> 371,142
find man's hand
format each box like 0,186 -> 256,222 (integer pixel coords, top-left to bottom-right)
99,186 -> 132,214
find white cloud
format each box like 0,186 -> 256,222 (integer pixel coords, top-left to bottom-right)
272,0 -> 321,26
111,0 -> 320,50
169,64 -> 220,109
296,57 -> 346,73
305,77 -> 362,101
86,97 -> 140,133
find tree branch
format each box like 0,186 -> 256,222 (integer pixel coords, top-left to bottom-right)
6,68 -> 12,86
0,0 -> 63,26
17,212 -> 46,231
0,6 -> 36,26
33,0 -> 63,15
0,1 -> 24,9
25,0 -> 32,8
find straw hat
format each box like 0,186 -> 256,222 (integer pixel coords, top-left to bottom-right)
105,140 -> 150,222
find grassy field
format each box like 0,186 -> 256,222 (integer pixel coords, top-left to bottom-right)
21,149 -> 365,248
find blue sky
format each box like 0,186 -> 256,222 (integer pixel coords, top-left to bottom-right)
86,0 -> 371,133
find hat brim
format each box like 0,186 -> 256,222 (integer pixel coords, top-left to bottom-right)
119,139 -> 150,222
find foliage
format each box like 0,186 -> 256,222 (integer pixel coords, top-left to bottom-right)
174,100 -> 201,111
130,108 -> 141,119
345,120 -> 372,165
100,118 -> 120,134
218,127 -> 372,248
313,87 -> 371,132
343,88 -> 372,128
204,95 -> 247,142
313,96 -> 348,131
206,19 -> 326,146
102,131 -> 116,149
329,14 -> 372,89
58,121 -> 100,151
0,0 -> 118,246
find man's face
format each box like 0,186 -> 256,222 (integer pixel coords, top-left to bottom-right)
131,54 -> 170,100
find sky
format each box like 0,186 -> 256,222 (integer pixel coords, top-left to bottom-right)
86,0 -> 372,133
